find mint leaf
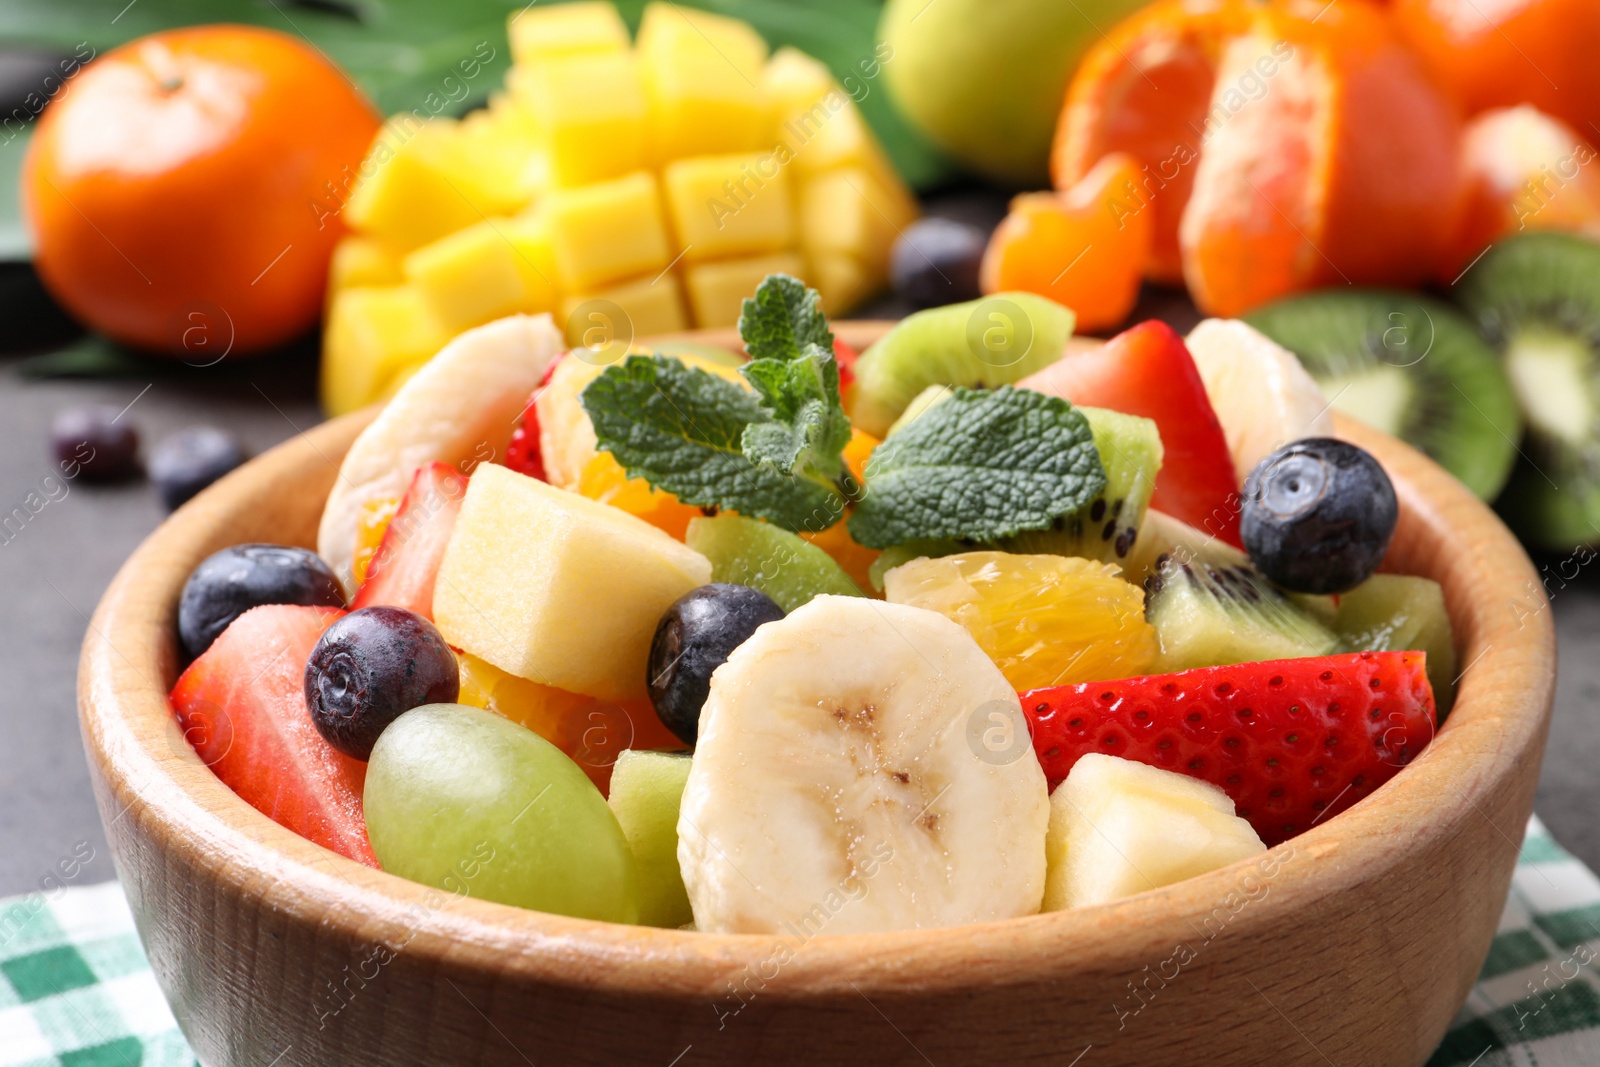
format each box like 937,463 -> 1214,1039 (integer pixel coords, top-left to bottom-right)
739,349 -> 853,478
581,355 -> 845,532
848,387 -> 1107,549
738,274 -> 834,361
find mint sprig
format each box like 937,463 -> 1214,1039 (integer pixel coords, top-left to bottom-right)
847,387 -> 1106,549
580,355 -> 844,530
738,274 -> 835,360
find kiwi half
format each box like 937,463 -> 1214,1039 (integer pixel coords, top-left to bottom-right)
1244,289 -> 1521,501
1455,233 -> 1600,548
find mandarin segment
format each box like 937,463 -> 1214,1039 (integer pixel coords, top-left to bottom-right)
883,551 -> 1160,691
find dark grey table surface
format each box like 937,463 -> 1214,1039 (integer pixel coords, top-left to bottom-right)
0,209 -> 1594,899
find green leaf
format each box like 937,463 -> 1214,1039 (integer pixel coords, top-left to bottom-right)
738,273 -> 833,361
581,354 -> 843,532
848,386 -> 1107,549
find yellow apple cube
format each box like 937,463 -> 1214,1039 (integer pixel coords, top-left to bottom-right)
329,237 -> 403,292
806,250 -> 878,316
434,463 -> 713,701
520,51 -> 646,187
637,2 -> 768,160
662,154 -> 793,263
321,286 -> 448,416
798,167 -> 917,272
507,1 -> 629,67
560,273 -> 688,349
346,120 -> 487,249
684,252 -> 804,328
403,219 -> 535,332
545,171 -> 671,289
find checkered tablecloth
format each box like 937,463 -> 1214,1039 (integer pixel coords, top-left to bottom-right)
1,818 -> 1597,1066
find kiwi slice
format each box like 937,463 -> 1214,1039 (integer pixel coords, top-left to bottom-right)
850,292 -> 1075,437
1332,574 -> 1456,717
1455,233 -> 1600,548
1244,289 -> 1521,500
1144,549 -> 1339,672
866,405 -> 1163,589
685,514 -> 861,611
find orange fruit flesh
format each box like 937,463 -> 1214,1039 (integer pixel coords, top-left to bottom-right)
351,496 -> 399,588
799,427 -> 882,591
883,551 -> 1160,692
981,153 -> 1152,333
1444,105 -> 1600,278
576,451 -> 704,541
457,652 -> 681,795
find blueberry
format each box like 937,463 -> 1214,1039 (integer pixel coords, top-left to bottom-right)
305,606 -> 459,761
647,584 -> 784,745
890,218 -> 986,309
1240,438 -> 1398,595
149,427 -> 248,511
51,405 -> 139,482
178,544 -> 345,659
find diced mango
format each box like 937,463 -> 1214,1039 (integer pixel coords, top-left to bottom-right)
785,97 -> 901,190
321,285 -> 449,416
546,171 -> 671,289
456,108 -> 543,212
662,154 -> 794,262
560,273 -> 688,348
507,1 -> 629,67
683,252 -> 804,328
434,463 -> 713,701
763,47 -> 833,125
346,120 -> 488,249
520,51 -> 646,187
404,219 -> 534,332
636,2 -> 768,160
798,167 -> 916,272
502,213 -> 560,314
806,250 -> 878,316
329,237 -> 404,292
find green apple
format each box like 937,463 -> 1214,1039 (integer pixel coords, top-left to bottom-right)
879,0 -> 1152,185
607,750 -> 695,928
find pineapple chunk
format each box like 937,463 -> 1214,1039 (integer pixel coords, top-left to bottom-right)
684,252 -> 804,328
545,170 -> 671,289
321,285 -> 449,416
403,219 -> 536,331
347,120 -> 489,249
507,1 -> 629,67
536,356 -> 607,489
662,154 -> 794,263
433,464 -> 713,701
637,2 -> 769,160
520,51 -> 647,187
560,273 -> 688,348
1043,754 -> 1265,911
329,237 -> 403,292
798,167 -> 917,272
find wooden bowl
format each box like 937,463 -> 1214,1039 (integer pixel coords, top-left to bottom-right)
79,322 -> 1555,1066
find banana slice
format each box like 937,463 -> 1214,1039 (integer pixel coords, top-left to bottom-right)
1186,318 -> 1334,484
678,595 -> 1049,935
317,314 -> 564,594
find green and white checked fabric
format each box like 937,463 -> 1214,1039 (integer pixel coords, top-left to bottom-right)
1,817 -> 1597,1066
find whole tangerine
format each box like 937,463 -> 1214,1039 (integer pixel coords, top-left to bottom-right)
24,25 -> 380,358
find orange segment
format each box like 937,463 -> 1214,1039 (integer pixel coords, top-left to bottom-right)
882,551 -> 1159,691
979,153 -> 1152,333
576,450 -> 704,540
797,426 -> 882,592
1393,0 -> 1600,138
1444,105 -> 1600,278
351,496 -> 398,588
457,652 -> 681,795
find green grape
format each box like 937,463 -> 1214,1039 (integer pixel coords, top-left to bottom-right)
365,703 -> 639,922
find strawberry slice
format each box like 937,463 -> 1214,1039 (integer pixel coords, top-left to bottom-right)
352,462 -> 468,620
1022,651 -> 1437,846
504,349 -> 569,481
169,604 -> 377,866
1020,319 -> 1242,545
833,337 -> 859,393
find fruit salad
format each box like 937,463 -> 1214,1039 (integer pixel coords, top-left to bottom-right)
168,275 -> 1450,933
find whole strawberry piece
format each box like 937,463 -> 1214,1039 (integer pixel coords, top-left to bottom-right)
1022,651 -> 1436,845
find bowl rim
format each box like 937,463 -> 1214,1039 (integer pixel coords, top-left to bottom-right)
78,320 -> 1556,1000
